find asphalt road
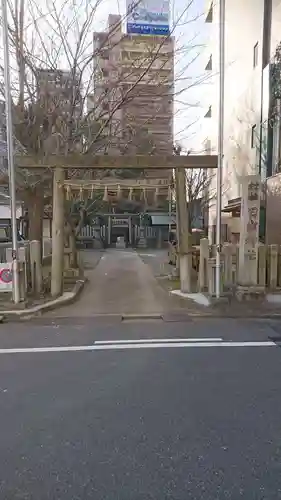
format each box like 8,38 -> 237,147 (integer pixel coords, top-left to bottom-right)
0,317 -> 281,499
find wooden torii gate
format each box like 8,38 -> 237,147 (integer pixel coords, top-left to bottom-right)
17,153 -> 218,297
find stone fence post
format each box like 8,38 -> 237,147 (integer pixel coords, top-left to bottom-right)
198,238 -> 209,291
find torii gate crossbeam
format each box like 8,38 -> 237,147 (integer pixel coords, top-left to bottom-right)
16,154 -> 218,170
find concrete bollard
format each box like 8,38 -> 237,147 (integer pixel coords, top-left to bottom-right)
269,244 -> 278,290
207,257 -> 216,296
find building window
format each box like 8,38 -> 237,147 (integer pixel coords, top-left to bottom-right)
253,42 -> 259,68
251,124 -> 256,148
205,2 -> 213,23
204,105 -> 212,118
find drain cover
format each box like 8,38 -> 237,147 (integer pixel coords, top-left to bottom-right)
122,313 -> 163,321
162,312 -> 192,322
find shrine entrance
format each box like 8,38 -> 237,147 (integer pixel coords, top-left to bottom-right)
16,153 -> 218,297
110,216 -> 131,247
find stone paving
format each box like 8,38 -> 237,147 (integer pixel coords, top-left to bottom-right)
46,248 -> 192,317
45,248 -> 281,319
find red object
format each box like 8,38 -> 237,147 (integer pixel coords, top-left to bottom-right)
0,268 -> 12,283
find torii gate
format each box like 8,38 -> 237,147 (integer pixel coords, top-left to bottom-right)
16,153 -> 218,297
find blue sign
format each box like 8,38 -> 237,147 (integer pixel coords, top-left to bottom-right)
127,0 -> 170,36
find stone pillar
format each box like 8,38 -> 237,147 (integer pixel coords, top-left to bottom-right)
198,238 -> 209,291
258,244 -> 266,287
128,216 -> 132,246
51,168 -> 65,297
238,174 -> 261,286
157,227 -> 162,249
269,244 -> 278,289
222,243 -> 235,288
107,216 -> 111,246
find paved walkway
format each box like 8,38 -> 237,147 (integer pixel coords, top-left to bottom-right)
48,249 -> 185,317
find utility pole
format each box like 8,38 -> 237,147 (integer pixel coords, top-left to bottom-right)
215,0 -> 225,298
2,0 -> 20,303
174,145 -> 192,293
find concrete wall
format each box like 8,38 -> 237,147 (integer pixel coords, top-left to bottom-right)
204,0 -> 264,240
200,1 -> 281,243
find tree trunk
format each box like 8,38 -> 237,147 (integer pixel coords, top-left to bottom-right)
25,186 -> 44,257
65,220 -> 79,269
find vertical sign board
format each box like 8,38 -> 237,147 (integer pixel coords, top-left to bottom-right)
127,0 -> 170,35
238,175 -> 261,286
0,263 -> 12,292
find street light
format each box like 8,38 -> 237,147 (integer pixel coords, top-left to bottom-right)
215,0 -> 225,299
1,0 -> 20,303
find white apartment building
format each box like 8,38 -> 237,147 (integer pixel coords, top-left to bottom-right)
88,14 -> 174,192
202,0 -> 281,244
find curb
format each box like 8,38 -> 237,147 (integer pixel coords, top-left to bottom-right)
187,313 -> 281,320
0,249 -> 104,322
0,279 -> 86,321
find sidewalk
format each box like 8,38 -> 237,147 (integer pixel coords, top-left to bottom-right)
137,249 -> 281,318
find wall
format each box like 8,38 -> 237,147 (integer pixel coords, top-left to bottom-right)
204,0 -> 264,240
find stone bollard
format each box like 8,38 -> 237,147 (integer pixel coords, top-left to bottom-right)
157,228 -> 162,249
207,257 -> 216,296
269,244 -> 278,290
222,243 -> 235,288
278,247 -> 281,287
63,247 -> 71,269
198,238 -> 209,291
258,244 -> 266,287
18,261 -> 27,300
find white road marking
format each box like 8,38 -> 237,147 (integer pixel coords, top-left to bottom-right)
95,338 -> 223,344
0,341 -> 276,354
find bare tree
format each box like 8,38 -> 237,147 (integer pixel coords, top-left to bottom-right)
173,143 -> 216,234
0,0 -> 213,258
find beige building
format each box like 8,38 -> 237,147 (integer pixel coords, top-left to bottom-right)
202,0 -> 281,244
88,14 -> 174,193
